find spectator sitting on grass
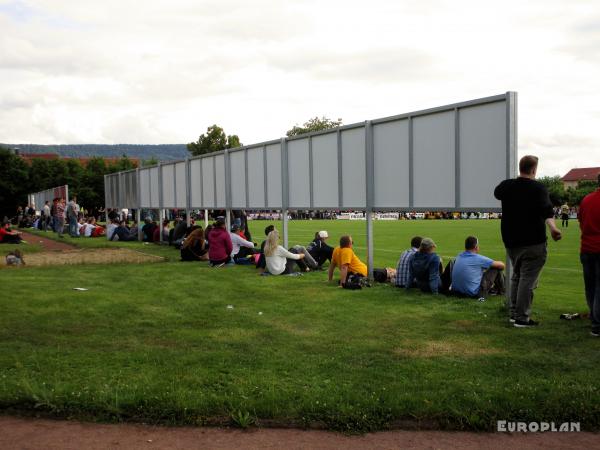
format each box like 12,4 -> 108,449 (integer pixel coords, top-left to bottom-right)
395,236 -> 422,288
170,216 -> 188,246
142,219 -> 157,242
0,222 -> 24,244
256,225 -> 275,271
153,219 -> 170,243
328,235 -> 368,287
180,227 -> 209,261
306,231 -> 334,269
264,229 -> 307,275
106,219 -> 119,240
208,218 -> 233,267
110,220 -> 137,242
230,224 -> 256,265
407,237 -> 448,294
450,236 -> 505,298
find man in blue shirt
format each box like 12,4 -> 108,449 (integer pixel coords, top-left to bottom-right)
407,237 -> 443,294
395,236 -> 422,288
451,236 -> 505,298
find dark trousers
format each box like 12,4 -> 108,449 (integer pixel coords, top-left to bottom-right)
478,268 -> 505,297
507,243 -> 547,322
283,248 -> 308,273
311,244 -> 334,267
581,253 -> 600,332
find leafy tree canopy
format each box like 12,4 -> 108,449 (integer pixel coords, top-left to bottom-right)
286,116 -> 343,137
187,125 -> 242,156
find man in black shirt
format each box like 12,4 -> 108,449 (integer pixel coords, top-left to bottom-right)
494,155 -> 562,328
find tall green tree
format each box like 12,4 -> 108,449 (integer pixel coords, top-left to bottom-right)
538,175 -> 565,206
286,116 -> 343,137
187,125 -> 242,156
0,147 -> 30,219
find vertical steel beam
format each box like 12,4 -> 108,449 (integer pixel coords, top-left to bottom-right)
185,158 -> 191,227
158,162 -> 163,243
263,145 -> 268,208
280,138 -> 289,248
136,167 -> 142,241
309,136 -> 314,209
244,148 -> 250,209
454,108 -> 460,209
225,149 -> 232,231
504,92 -> 518,307
408,116 -> 414,208
365,120 -> 375,279
337,129 -> 343,208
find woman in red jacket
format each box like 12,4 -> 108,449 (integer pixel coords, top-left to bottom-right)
207,218 -> 233,267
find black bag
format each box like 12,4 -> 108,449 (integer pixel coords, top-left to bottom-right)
343,273 -> 370,290
372,268 -> 388,283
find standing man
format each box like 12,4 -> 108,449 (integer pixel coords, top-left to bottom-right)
42,201 -> 51,232
494,155 -> 562,328
578,174 -> 600,337
560,202 -> 570,227
55,197 -> 66,238
67,195 -> 80,237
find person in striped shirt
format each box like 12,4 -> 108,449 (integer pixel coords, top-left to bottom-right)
394,236 -> 422,288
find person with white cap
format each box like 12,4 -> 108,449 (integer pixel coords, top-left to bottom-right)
306,230 -> 334,269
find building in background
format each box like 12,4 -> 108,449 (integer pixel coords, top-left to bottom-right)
561,167 -> 600,189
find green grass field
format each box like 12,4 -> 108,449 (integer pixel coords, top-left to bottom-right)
1,219 -> 597,432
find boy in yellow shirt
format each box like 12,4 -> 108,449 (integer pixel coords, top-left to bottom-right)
328,235 -> 368,287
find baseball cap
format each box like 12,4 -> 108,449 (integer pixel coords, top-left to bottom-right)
318,230 -> 328,239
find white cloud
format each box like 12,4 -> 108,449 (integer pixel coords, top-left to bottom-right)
0,0 -> 599,176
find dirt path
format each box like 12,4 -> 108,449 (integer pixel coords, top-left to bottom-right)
1,417 -> 597,450
19,231 -> 76,251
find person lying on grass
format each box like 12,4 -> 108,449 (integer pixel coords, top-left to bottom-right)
263,229 -> 309,275
328,235 -> 368,288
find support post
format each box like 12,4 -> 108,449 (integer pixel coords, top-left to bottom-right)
159,209 -> 164,243
225,209 -> 231,232
280,138 -> 289,248
282,209 -> 289,248
185,157 -> 191,227
365,120 -> 375,279
204,209 -> 209,228
136,209 -> 142,241
504,91 -> 518,308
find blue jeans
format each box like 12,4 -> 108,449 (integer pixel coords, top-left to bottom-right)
580,253 -> 600,332
69,216 -> 78,236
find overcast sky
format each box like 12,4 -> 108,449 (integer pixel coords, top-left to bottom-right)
1,0 -> 599,176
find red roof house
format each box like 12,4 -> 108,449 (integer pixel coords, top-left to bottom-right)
561,167 -> 600,189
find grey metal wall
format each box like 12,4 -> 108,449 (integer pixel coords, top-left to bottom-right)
104,92 -> 516,212
30,185 -> 69,211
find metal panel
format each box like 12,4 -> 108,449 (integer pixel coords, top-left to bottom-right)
412,111 -> 455,208
459,101 -> 506,209
175,161 -> 187,209
202,157 -> 215,208
247,147 -> 265,208
124,171 -> 138,208
161,164 -> 175,208
373,119 -> 410,208
229,150 -> 246,208
341,127 -> 366,208
139,169 -> 150,208
265,143 -> 282,208
215,154 -> 226,208
287,138 -> 310,208
190,159 -> 203,208
149,167 -> 160,208
312,132 -> 338,208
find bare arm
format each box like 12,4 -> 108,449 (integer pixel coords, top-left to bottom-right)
339,264 -> 349,286
328,259 -> 337,282
490,260 -> 505,270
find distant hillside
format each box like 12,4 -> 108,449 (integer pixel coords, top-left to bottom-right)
1,144 -> 189,161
